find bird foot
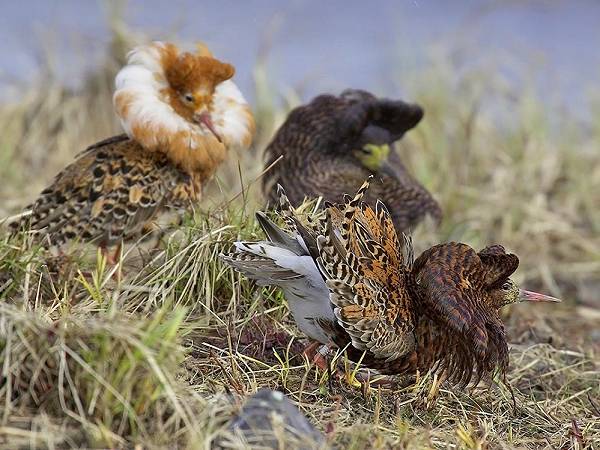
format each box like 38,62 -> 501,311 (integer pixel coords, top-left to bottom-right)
303,342 -> 343,389
353,371 -> 397,389
303,342 -> 333,372
313,344 -> 334,373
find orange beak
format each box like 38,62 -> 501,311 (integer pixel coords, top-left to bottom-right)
519,289 -> 562,303
193,111 -> 222,143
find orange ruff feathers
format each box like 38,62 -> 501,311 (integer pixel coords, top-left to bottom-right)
113,41 -> 255,177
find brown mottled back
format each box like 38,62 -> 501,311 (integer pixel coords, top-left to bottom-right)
10,135 -> 198,247
262,89 -> 441,232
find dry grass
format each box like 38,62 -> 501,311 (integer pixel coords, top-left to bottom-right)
1,14 -> 599,450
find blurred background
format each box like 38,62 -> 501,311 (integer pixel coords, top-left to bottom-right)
2,0 -> 600,110
0,0 -> 599,323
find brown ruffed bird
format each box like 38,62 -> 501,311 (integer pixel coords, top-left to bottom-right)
262,89 -> 441,232
222,179 -> 560,386
10,42 -> 255,259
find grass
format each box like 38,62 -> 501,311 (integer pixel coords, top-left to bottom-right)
1,14 -> 599,450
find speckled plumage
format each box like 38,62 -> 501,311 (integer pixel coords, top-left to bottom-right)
10,41 -> 255,249
262,89 -> 441,232
11,135 -> 198,247
223,180 -> 560,386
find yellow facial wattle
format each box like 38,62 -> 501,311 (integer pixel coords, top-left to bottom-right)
354,143 -> 391,171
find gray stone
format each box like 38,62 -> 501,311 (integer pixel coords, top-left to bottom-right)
215,389 -> 328,450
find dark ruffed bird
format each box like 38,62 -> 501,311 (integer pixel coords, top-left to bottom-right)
262,89 -> 441,232
222,179 -> 560,386
9,42 -> 255,259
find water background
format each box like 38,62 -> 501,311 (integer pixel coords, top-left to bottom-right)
0,0 -> 598,116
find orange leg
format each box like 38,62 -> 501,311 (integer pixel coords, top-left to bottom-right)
100,242 -> 123,266
98,242 -> 124,282
302,341 -> 321,362
303,341 -> 338,376
302,341 -> 326,369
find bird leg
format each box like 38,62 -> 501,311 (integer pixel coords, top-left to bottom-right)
100,242 -> 123,266
302,340 -> 321,359
96,242 -> 123,283
425,370 -> 447,408
303,341 -> 337,375
302,341 -> 327,371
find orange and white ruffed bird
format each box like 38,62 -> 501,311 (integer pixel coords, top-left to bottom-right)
10,42 -> 255,258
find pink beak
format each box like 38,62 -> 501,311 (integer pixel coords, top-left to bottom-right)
519,289 -> 562,303
193,111 -> 222,143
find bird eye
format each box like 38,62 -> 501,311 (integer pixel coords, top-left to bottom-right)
361,147 -> 372,154
501,282 -> 511,290
183,93 -> 194,103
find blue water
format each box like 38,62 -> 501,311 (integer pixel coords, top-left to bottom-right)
0,0 -> 598,113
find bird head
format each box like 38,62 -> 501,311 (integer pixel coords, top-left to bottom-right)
337,92 -> 423,172
163,52 -> 235,143
491,279 -> 562,309
113,41 -> 255,175
352,125 -> 392,171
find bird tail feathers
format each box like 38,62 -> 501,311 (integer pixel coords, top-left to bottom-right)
220,210 -> 314,286
221,244 -> 304,286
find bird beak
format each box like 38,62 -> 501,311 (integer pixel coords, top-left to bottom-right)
519,289 -> 562,303
193,112 -> 222,143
